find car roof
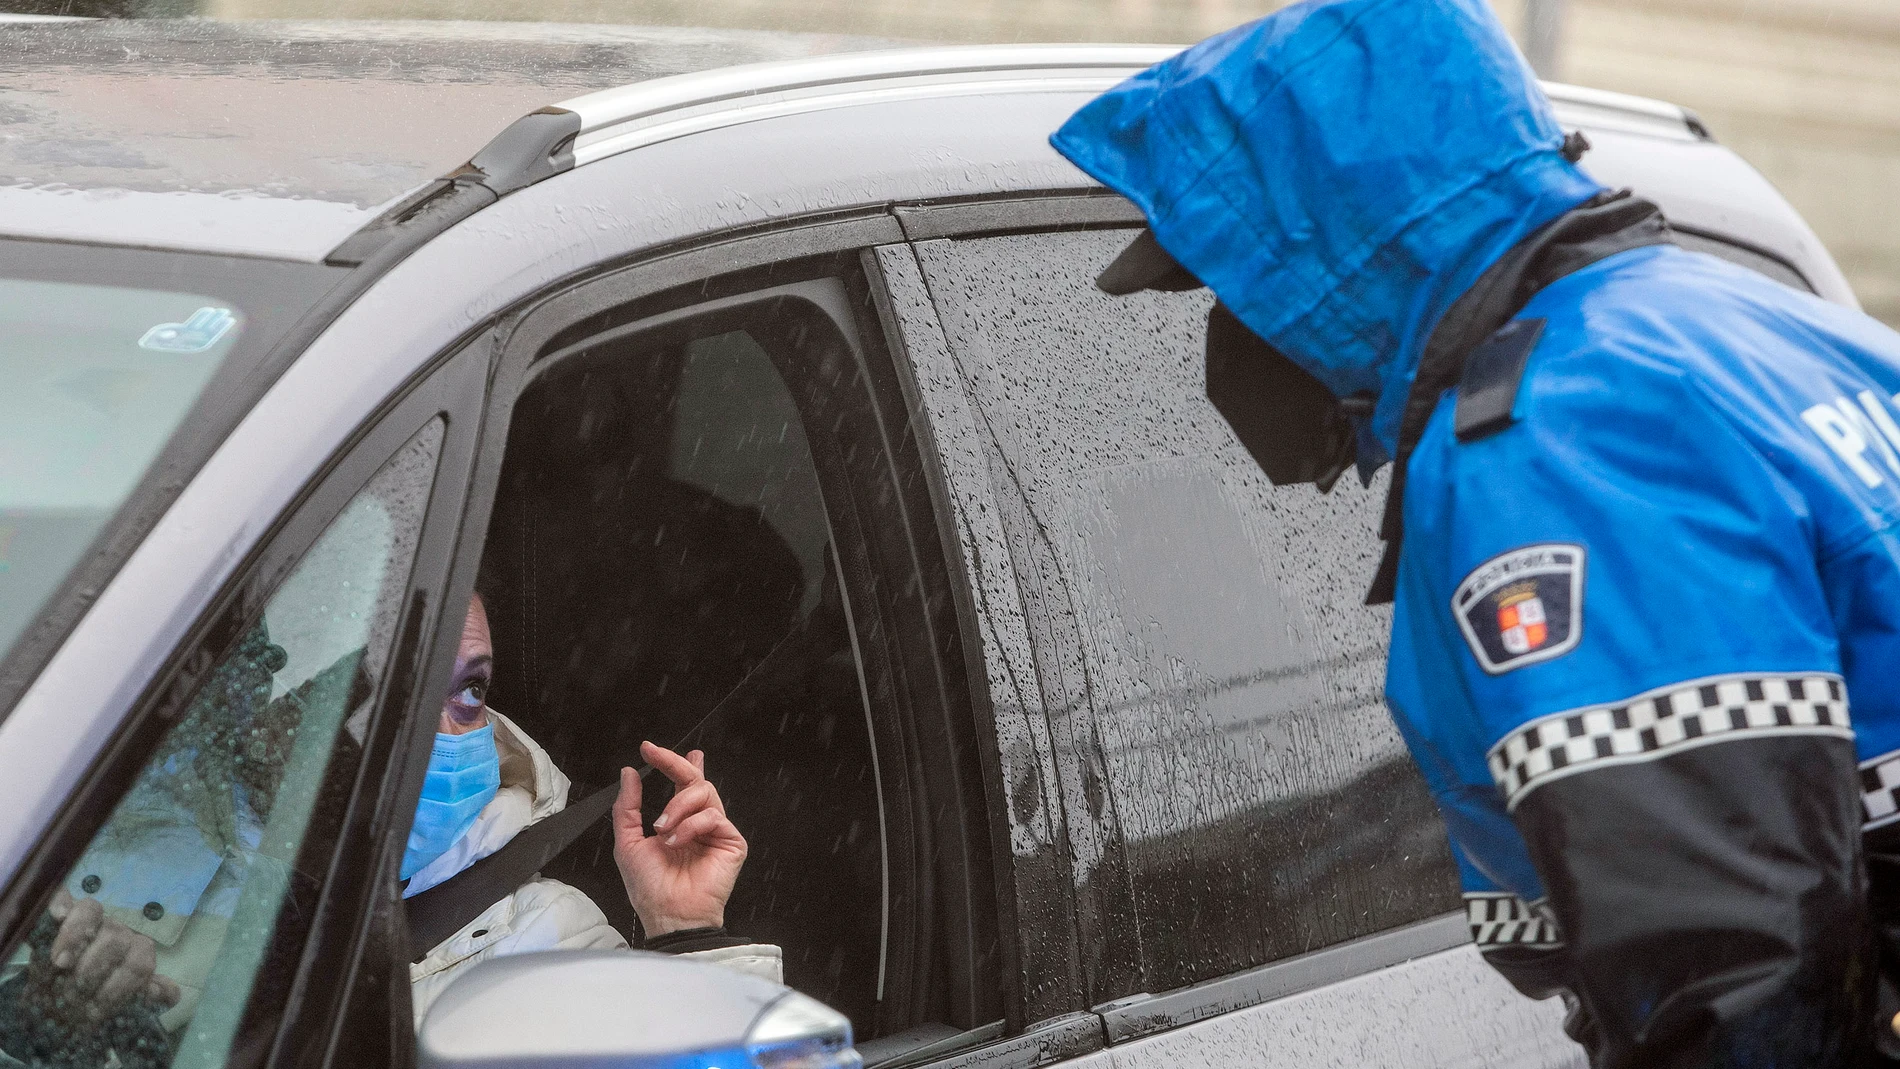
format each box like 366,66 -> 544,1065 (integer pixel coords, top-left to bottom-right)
0,24 -> 1725,264
0,18 -> 898,259
545,45 -> 1709,169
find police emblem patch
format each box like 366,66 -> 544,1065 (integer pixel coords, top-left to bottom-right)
1452,543 -> 1584,674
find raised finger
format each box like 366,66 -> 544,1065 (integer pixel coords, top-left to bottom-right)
93,938 -> 156,1013
654,779 -> 721,833
689,749 -> 705,774
72,926 -> 131,993
663,807 -> 744,850
641,741 -> 703,789
51,897 -> 103,971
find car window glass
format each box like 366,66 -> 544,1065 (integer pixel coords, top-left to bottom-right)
0,281 -> 239,669
0,246 -> 347,691
0,419 -> 442,1069
908,229 -> 1459,999
481,321 -> 885,1033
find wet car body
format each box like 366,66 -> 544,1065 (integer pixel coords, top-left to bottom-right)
0,18 -> 1857,1069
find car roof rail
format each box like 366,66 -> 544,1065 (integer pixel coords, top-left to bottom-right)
1542,82 -> 1713,142
324,44 -> 1166,266
457,48 -> 1714,198
553,44 -> 1175,166
325,45 -> 1713,267
325,106 -> 582,266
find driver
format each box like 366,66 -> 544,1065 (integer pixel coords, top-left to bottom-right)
12,591 -> 777,1042
404,592 -> 780,1019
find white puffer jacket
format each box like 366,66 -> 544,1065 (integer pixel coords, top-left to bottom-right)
406,710 -> 782,1023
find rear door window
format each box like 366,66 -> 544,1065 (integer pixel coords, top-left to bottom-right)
903,228 -> 1460,1000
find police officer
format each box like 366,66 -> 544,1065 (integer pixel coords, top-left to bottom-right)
1051,0 -> 1900,1065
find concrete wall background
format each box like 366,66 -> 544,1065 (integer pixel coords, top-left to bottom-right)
205,0 -> 1900,326
1546,0 -> 1900,326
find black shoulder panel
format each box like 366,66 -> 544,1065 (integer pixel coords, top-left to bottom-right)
1454,317 -> 1545,443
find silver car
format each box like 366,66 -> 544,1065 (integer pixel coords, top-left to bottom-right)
0,17 -> 1855,1069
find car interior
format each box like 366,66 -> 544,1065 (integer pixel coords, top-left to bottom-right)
475,322 -> 887,1032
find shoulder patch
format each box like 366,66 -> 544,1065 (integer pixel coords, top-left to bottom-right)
1452,544 -> 1585,674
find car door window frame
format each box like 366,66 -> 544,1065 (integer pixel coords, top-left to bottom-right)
452,230 -> 1002,1061
0,342 -> 487,1069
276,343 -> 490,1069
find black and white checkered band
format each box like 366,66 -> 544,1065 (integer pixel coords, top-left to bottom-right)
1465,893 -> 1562,949
1860,751 -> 1900,830
1488,672 -> 1849,810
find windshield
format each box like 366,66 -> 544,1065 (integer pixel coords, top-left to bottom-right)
0,279 -> 241,659
0,241 -> 347,688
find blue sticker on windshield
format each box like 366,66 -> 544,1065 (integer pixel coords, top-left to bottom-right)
139,307 -> 237,353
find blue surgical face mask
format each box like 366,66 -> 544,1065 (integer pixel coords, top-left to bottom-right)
401,724 -> 501,881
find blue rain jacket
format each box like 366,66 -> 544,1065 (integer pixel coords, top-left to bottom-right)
1054,1 -> 1900,1064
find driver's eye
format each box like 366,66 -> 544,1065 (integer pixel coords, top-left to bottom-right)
452,680 -> 487,708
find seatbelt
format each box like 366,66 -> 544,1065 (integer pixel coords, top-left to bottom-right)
404,778 -> 621,956
403,618 -> 827,959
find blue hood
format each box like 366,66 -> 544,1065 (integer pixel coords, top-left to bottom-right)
1051,0 -> 1603,454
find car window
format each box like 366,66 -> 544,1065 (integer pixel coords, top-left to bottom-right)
0,419 -> 442,1069
0,244 -> 345,692
906,229 -> 1460,1000
481,318 -> 887,1034
0,281 -> 239,679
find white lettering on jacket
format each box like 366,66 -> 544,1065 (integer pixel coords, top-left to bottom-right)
1803,390 -> 1900,488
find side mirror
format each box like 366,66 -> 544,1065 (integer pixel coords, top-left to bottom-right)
418,949 -> 861,1069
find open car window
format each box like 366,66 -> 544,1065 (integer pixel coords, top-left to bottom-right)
481,318 -> 886,1032
462,262 -> 1001,1063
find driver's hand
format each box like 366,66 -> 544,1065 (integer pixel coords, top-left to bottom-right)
44,890 -> 181,1019
612,743 -> 748,938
